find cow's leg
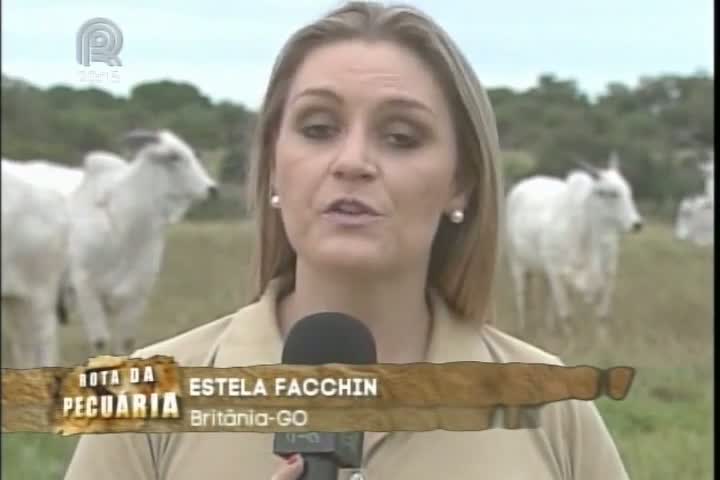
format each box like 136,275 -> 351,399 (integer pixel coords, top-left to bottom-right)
2,298 -> 27,368
57,277 -> 75,326
542,274 -> 556,330
596,284 -> 612,320
509,260 -> 528,333
109,295 -> 149,355
580,272 -> 596,305
593,243 -> 617,340
2,297 -> 57,368
596,263 -> 616,320
526,272 -> 536,331
546,269 -> 571,334
594,269 -> 615,343
28,298 -> 59,367
71,271 -> 111,356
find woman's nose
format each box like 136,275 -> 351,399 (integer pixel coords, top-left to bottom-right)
330,128 -> 377,181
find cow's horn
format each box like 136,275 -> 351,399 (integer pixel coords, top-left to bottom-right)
574,158 -> 601,177
121,129 -> 159,151
608,151 -> 620,169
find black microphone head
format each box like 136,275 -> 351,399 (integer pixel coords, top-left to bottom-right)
281,312 -> 377,365
274,312 -> 373,472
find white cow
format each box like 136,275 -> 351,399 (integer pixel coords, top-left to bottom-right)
0,159 -> 84,196
675,195 -> 713,246
61,129 -> 218,355
1,162 -> 70,367
506,154 -> 643,334
675,154 -> 714,247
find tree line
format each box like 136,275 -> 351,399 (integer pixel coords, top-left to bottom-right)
1,71 -> 713,219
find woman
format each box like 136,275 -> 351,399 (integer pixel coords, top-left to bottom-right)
65,2 -> 629,479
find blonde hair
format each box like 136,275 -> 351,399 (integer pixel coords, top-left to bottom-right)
247,1 -> 504,324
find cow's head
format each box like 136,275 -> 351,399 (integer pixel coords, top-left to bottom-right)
122,129 -> 219,220
578,153 -> 643,234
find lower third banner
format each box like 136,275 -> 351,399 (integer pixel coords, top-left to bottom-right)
1,355 -> 635,435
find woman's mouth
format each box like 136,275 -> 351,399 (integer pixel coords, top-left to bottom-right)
322,198 -> 382,226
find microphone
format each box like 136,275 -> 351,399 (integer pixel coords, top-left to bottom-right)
273,312 -> 377,480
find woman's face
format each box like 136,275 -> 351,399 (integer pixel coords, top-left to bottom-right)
273,39 -> 465,276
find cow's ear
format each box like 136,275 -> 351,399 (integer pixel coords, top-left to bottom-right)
122,129 -> 159,152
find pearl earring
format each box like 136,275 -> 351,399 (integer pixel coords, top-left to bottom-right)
270,194 -> 280,208
450,209 -> 464,224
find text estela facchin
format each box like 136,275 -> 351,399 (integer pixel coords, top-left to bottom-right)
188,377 -> 379,398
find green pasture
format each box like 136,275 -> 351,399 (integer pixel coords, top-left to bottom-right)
2,220 -> 713,479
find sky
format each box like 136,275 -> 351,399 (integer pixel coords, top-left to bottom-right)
2,0 -> 714,110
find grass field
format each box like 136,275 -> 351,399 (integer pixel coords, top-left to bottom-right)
2,220 -> 713,479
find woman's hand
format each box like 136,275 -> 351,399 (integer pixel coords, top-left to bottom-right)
271,454 -> 304,480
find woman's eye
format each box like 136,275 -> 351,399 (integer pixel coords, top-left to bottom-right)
301,124 -> 337,139
386,132 -> 420,149
382,118 -> 424,149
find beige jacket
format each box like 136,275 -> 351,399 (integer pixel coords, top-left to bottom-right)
65,281 -> 630,479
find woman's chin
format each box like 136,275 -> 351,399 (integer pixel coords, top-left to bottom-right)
310,244 -> 391,274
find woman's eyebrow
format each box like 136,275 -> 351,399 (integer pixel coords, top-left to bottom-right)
378,97 -> 437,119
289,87 -> 343,106
289,88 -> 436,118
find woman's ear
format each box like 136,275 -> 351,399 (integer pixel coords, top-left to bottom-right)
444,185 -> 471,225
445,188 -> 468,223
268,146 -> 280,192
446,192 -> 468,215
269,170 -> 277,195
447,176 -> 472,214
